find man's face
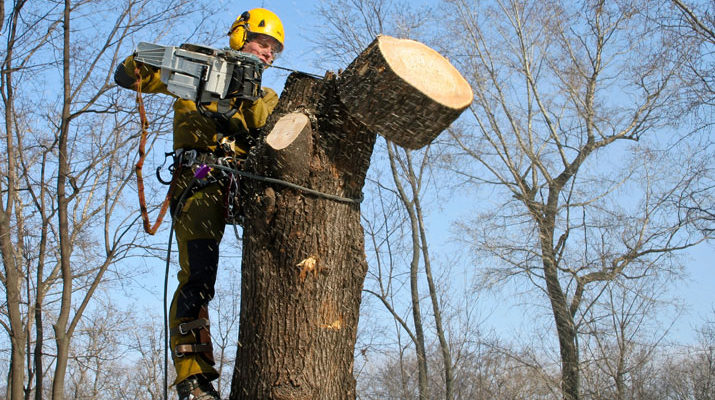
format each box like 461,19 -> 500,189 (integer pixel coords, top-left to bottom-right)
242,34 -> 281,65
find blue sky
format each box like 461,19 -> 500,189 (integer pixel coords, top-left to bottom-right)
131,0 -> 714,344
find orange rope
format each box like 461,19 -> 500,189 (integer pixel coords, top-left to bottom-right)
134,66 -> 176,235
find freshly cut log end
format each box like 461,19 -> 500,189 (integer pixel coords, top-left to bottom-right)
338,35 -> 473,149
381,36 -> 473,109
265,112 -> 311,150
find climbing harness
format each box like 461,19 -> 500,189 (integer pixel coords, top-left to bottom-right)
151,148 -> 364,223
167,149 -> 246,224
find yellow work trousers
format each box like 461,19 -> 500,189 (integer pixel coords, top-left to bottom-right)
169,170 -> 226,385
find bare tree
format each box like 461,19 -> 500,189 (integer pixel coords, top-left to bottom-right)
357,336 -> 562,400
442,0 -> 712,399
0,1 -> 201,398
667,0 -> 714,110
659,0 -> 715,236
386,142 -> 456,399
579,277 -> 682,400
658,314 -> 715,400
121,317 -> 170,400
60,301 -> 177,400
211,267 -> 242,399
64,300 -> 132,400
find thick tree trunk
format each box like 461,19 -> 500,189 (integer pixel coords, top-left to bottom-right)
231,73 -> 375,399
231,35 -> 471,399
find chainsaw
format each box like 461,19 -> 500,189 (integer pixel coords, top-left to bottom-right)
133,42 -> 264,116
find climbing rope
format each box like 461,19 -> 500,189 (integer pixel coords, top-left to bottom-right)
163,218 -> 172,400
134,66 -> 178,235
162,177 -> 199,400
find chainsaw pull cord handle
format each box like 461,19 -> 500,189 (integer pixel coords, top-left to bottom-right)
134,65 -> 179,235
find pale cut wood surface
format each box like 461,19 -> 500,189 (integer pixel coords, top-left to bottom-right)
265,112 -> 311,150
380,35 -> 473,109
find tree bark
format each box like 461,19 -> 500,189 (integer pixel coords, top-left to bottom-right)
231,73 -> 375,399
540,223 -> 580,400
1,2 -> 26,399
0,215 -> 24,400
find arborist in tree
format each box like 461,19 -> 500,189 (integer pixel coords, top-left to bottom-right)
114,8 -> 285,400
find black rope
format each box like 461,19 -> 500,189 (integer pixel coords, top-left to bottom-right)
163,178 -> 198,399
207,163 -> 363,205
163,219 -> 173,400
270,64 -> 324,80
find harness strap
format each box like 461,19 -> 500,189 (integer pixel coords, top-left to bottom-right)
171,306 -> 215,365
174,343 -> 213,357
170,318 -> 210,336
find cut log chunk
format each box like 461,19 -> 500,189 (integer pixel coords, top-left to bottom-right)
337,35 -> 473,149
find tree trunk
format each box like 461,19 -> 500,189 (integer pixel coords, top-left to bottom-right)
231,73 -> 375,399
1,1 -> 25,398
231,35 -> 471,399
547,268 -> 580,400
386,145 -> 429,399
1,220 -> 24,400
540,224 -> 580,400
52,1 -> 73,398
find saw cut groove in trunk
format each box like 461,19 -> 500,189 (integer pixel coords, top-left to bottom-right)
338,35 -> 473,149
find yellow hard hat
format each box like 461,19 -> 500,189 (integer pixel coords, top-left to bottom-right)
228,8 -> 284,53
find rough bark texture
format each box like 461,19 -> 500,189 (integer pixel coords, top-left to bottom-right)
338,35 -> 472,149
230,73 -> 376,399
540,219 -> 580,400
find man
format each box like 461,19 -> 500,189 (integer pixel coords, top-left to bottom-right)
115,8 -> 284,400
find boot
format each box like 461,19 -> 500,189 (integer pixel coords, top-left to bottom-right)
176,375 -> 221,400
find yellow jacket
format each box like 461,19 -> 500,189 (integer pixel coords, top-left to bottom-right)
115,55 -> 278,154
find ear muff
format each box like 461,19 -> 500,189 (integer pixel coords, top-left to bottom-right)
228,12 -> 250,50
228,8 -> 284,52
